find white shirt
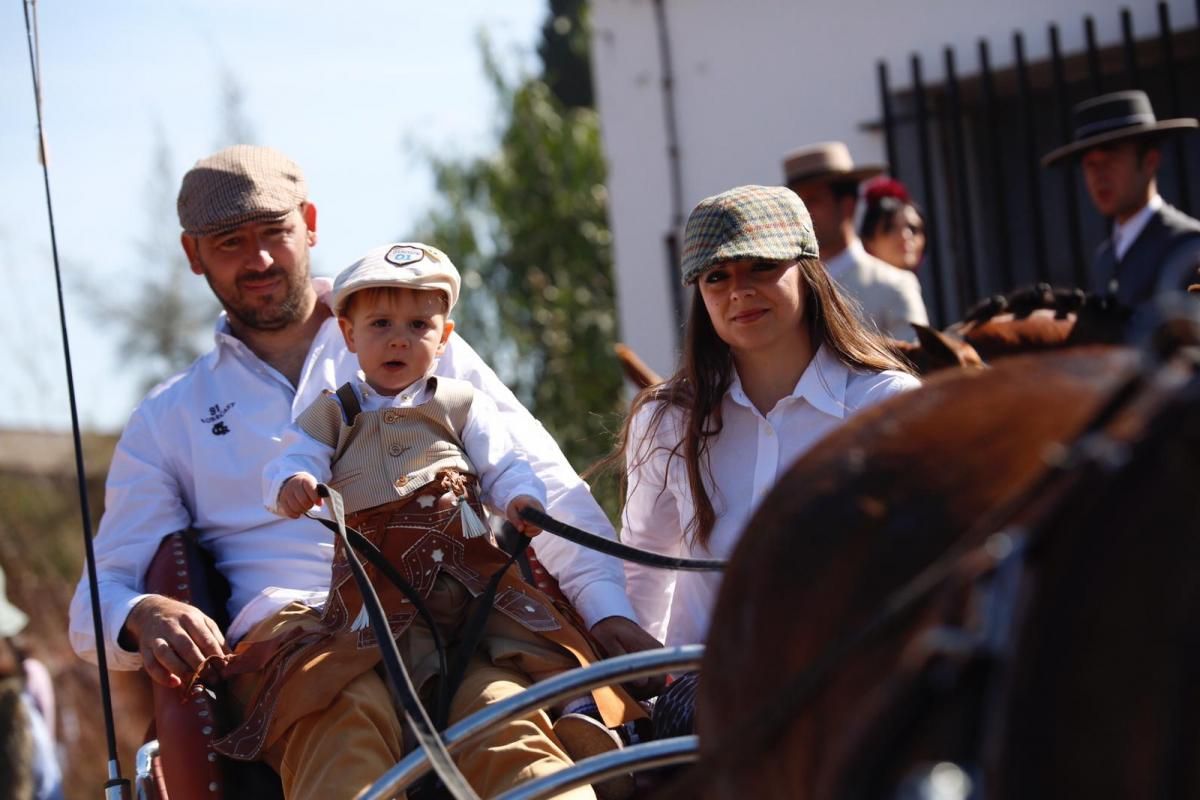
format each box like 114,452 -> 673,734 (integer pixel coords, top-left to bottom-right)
621,345 -> 920,647
262,374 -> 547,516
1113,193 -> 1163,261
824,238 -> 929,342
70,279 -> 635,670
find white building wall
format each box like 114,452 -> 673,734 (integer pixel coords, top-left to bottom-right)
592,0 -> 1191,376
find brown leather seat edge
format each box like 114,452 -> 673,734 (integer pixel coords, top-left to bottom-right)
143,531 -> 284,800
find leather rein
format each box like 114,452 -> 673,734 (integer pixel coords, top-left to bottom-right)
306,480 -> 726,800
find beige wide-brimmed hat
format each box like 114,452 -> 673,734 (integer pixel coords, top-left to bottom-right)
1042,90 -> 1198,167
783,141 -> 885,187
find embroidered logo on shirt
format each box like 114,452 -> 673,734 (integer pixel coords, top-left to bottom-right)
211,421 -> 231,436
201,402 -> 236,424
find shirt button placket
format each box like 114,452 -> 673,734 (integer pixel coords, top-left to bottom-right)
754,417 -> 780,509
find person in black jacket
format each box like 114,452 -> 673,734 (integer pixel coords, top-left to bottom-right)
1043,90 -> 1200,307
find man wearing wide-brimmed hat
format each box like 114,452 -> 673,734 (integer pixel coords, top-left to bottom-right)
783,141 -> 928,341
1043,90 -> 1200,307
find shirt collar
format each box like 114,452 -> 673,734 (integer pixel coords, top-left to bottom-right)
207,277 -> 336,370
1113,194 -> 1162,261
726,343 -> 849,420
823,237 -> 866,281
355,372 -> 437,407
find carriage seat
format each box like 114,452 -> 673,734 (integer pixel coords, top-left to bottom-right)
141,531 -> 284,800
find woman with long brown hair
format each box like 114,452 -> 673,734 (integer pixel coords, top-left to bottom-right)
616,185 -> 920,648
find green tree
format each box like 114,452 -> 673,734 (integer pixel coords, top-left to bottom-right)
538,0 -> 594,110
410,27 -> 624,512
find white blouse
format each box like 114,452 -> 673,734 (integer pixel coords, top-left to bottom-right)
621,345 -> 920,647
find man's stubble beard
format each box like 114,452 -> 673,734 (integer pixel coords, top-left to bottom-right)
202,253 -> 313,332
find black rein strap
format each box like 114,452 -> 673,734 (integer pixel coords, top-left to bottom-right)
314,484 -> 480,800
304,511 -> 453,715
518,507 -> 726,571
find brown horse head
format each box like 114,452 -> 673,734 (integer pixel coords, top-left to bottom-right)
672,343 -> 1200,799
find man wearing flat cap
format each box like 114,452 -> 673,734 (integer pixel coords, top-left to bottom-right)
68,145 -> 659,798
783,141 -> 929,341
1043,90 -> 1200,307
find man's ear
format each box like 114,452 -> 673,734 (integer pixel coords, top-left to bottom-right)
337,316 -> 357,354
181,234 -> 204,276
303,202 -> 319,247
438,319 -> 455,354
1140,147 -> 1161,176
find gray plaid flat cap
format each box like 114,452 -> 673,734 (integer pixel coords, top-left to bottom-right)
680,185 -> 819,285
177,145 -> 308,236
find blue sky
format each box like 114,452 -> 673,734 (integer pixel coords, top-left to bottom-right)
1,1 -> 544,432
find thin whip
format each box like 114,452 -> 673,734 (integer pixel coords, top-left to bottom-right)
20,2 -> 130,796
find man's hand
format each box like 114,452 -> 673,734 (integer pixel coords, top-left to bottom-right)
121,595 -> 228,688
506,495 -> 544,537
589,615 -> 666,699
278,472 -> 322,518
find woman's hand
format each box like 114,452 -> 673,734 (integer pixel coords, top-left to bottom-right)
590,616 -> 667,699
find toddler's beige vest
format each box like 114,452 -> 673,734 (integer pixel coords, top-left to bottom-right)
296,376 -> 475,515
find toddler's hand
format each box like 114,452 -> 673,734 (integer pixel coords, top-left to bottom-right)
278,473 -> 322,518
506,495 -> 544,537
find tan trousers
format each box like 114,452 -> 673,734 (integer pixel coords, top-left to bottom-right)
233,576 -> 598,799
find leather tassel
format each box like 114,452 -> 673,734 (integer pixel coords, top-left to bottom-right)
350,604 -> 370,632
457,493 -> 489,539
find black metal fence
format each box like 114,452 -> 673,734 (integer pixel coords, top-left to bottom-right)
877,2 -> 1200,326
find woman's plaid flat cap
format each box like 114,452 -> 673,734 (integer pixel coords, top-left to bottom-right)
680,185 -> 819,285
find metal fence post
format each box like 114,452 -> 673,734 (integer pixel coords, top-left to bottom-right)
911,53 -> 949,325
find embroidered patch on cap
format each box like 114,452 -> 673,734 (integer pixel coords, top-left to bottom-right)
385,245 -> 425,266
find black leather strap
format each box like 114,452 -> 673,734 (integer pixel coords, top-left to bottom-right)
335,382 -> 363,426
519,507 -> 726,572
304,513 -> 452,706
314,484 -> 479,800
435,525 -> 529,730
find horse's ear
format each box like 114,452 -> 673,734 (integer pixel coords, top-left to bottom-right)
912,323 -> 978,368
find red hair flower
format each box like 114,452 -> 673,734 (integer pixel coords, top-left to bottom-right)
863,176 -> 911,204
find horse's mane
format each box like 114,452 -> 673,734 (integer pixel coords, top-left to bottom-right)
958,283 -> 1129,326
952,284 -> 1132,360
